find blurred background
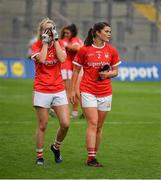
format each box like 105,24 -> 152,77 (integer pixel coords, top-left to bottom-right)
0,0 -> 160,62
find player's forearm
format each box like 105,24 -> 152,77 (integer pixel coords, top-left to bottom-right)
71,66 -> 81,91
107,69 -> 118,78
107,66 -> 119,78
38,43 -> 48,63
71,72 -> 79,92
54,41 -> 66,62
66,45 -> 81,52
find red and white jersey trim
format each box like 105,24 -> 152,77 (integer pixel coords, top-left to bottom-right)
92,43 -> 105,49
72,42 -> 80,46
112,61 -> 122,67
73,61 -> 82,67
31,52 -> 40,60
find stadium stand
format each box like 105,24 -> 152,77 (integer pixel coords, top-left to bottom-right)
133,2 -> 161,29
0,0 -> 160,62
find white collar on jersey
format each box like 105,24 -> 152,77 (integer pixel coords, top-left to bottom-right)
92,43 -> 105,49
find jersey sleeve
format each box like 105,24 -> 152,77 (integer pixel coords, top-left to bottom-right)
110,46 -> 121,67
73,46 -> 86,67
58,40 -> 66,52
31,42 -> 41,60
71,37 -> 83,46
62,39 -> 68,48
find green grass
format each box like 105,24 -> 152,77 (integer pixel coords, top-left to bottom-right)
0,79 -> 161,179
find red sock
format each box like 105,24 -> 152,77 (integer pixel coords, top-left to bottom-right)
87,148 -> 96,161
36,149 -> 43,159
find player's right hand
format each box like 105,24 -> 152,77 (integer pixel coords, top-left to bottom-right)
69,90 -> 76,105
42,29 -> 51,43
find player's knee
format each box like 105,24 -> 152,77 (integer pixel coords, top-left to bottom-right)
39,122 -> 48,132
97,126 -> 102,134
60,121 -> 69,130
88,121 -> 97,130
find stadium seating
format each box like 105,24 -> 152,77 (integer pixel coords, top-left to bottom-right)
133,2 -> 161,29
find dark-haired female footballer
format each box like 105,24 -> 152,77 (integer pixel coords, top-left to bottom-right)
60,24 -> 83,118
70,22 -> 121,167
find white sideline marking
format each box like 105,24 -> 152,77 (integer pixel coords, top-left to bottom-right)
0,121 -> 160,125
117,89 -> 161,94
72,121 -> 161,125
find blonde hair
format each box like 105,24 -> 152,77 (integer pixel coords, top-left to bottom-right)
37,17 -> 55,40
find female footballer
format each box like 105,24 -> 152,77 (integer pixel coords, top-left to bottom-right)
70,22 -> 121,167
31,18 -> 70,165
60,24 -> 83,118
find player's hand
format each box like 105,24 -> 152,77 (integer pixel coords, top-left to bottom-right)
51,27 -> 59,42
69,90 -> 76,104
42,29 -> 51,44
98,71 -> 110,80
63,41 -> 68,48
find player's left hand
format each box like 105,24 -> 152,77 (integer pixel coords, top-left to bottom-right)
98,71 -> 111,80
51,27 -> 59,42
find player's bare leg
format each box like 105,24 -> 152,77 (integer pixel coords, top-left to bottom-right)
50,104 -> 70,163
54,104 -> 70,141
35,107 -> 49,165
95,111 -> 108,151
83,107 -> 103,167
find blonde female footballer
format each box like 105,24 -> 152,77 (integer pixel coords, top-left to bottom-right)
31,18 -> 70,165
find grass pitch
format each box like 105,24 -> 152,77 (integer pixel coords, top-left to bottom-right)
0,79 -> 161,179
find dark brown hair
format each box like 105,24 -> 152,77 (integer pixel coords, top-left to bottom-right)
60,24 -> 78,39
84,22 -> 110,46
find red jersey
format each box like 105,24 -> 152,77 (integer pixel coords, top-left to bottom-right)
31,40 -> 65,93
73,43 -> 121,97
61,37 -> 83,70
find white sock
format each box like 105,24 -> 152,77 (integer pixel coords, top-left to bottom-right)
71,111 -> 78,117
